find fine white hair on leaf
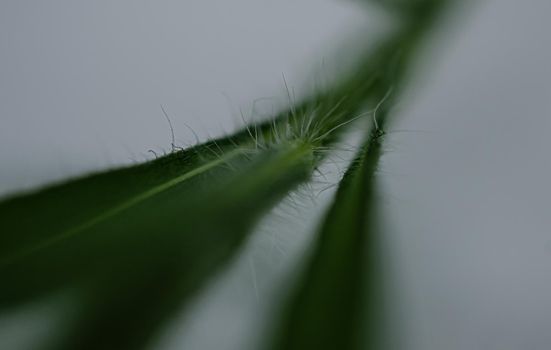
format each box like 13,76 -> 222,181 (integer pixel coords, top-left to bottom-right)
372,86 -> 394,131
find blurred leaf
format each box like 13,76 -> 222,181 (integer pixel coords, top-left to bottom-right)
269,128 -> 385,350
40,142 -> 316,350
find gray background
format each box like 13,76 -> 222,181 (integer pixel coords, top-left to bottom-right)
0,0 -> 366,195
1,0 -> 550,349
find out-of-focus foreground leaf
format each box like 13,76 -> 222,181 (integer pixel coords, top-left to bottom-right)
269,126 -> 385,350
40,142 -> 316,350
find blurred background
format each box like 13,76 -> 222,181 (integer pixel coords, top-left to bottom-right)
1,0 -> 550,349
